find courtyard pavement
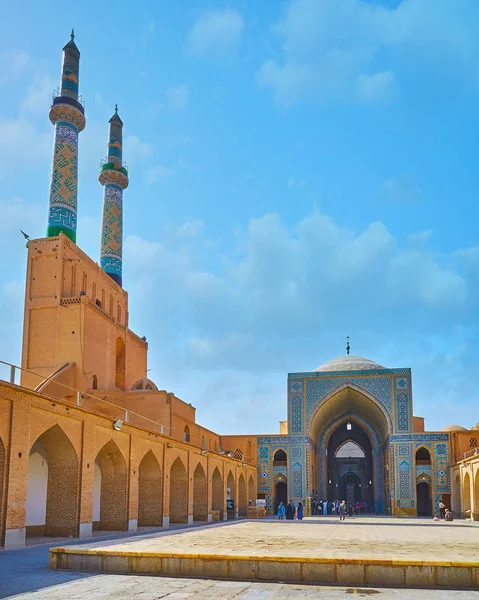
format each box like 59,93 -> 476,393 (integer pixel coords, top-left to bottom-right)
59,516 -> 479,562
1,517 -> 478,599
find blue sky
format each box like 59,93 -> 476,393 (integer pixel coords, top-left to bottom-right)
1,0 -> 478,434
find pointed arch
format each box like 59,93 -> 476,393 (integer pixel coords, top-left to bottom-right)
238,474 -> 247,517
463,472 -> 471,518
95,439 -> 128,530
183,426 -> 190,443
415,446 -> 431,465
169,457 -> 188,523
335,440 -> 365,458
273,449 -> 287,464
138,450 -> 162,527
193,463 -> 207,521
248,474 -> 256,504
26,424 -> 79,537
212,467 -> 223,512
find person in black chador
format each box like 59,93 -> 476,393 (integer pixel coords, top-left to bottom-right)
285,502 -> 295,520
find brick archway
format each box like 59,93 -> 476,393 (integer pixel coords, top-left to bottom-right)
238,474 -> 247,517
95,440 -> 128,531
28,425 -> 79,537
169,457 -> 188,523
0,436 -> 5,544
212,467 -> 223,512
138,451 -> 162,527
193,463 -> 208,521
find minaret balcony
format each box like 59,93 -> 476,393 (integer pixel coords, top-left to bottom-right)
99,160 -> 129,189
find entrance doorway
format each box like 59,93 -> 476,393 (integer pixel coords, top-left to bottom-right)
416,482 -> 432,516
326,422 -> 374,508
340,472 -> 361,503
274,481 -> 287,513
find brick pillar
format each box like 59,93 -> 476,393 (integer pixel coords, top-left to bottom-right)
162,444 -> 170,528
234,466 -> 239,519
187,450 -> 194,524
207,455 -> 213,522
4,397 -> 31,548
78,421 -> 94,538
128,437 -> 138,532
222,462 -> 227,520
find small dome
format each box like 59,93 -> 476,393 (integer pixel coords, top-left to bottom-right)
441,424 -> 468,432
314,355 -> 385,372
131,378 -> 158,392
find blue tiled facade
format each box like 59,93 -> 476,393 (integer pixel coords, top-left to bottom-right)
257,358 -> 451,516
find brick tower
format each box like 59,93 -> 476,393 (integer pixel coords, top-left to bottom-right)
99,106 -> 129,287
46,30 -> 86,243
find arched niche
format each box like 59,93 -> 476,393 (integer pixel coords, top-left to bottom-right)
26,425 -> 79,537
95,440 -> 128,531
193,463 -> 207,521
138,451 -> 162,527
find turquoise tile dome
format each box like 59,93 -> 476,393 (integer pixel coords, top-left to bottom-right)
313,355 -> 385,372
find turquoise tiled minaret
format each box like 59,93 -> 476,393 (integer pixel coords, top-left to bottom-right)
46,30 -> 86,242
99,106 -> 129,287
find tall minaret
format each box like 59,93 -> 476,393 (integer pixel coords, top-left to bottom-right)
99,105 -> 129,287
46,30 -> 86,242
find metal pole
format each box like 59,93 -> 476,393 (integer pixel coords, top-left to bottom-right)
76,391 -> 82,406
9,365 -> 15,384
125,410 -> 129,423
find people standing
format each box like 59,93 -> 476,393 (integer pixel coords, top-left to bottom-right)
439,500 -> 446,519
339,499 -> 346,521
323,500 -> 328,515
286,502 -> 295,520
297,502 -> 304,520
277,502 -> 285,520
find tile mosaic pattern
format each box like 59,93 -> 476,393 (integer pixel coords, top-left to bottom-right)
100,109 -> 127,286
61,35 -> 80,99
47,122 -> 79,240
304,374 -> 394,432
100,183 -> 123,279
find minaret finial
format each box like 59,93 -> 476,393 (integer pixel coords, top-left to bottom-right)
71,28 -> 75,41
115,103 -> 118,113
346,336 -> 350,355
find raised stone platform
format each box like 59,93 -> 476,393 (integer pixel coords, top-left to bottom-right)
50,517 -> 479,589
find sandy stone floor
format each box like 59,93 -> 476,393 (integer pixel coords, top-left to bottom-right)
62,517 -> 479,562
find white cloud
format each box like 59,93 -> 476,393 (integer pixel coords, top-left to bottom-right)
20,73 -> 57,115
357,70 -> 396,103
0,50 -> 30,84
188,9 -> 244,58
0,118 -> 50,180
120,206 -> 479,431
381,176 -> 421,203
123,135 -> 154,166
166,84 -> 189,109
257,0 -> 479,106
146,164 -> 173,184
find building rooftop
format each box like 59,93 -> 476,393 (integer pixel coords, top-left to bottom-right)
313,355 -> 386,372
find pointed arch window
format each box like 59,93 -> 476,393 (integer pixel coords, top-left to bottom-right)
335,441 -> 365,459
273,449 -> 287,465
415,447 -> 431,465
183,425 -> 190,443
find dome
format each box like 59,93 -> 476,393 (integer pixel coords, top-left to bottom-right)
441,424 -> 468,432
131,378 -> 158,392
314,355 -> 385,372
